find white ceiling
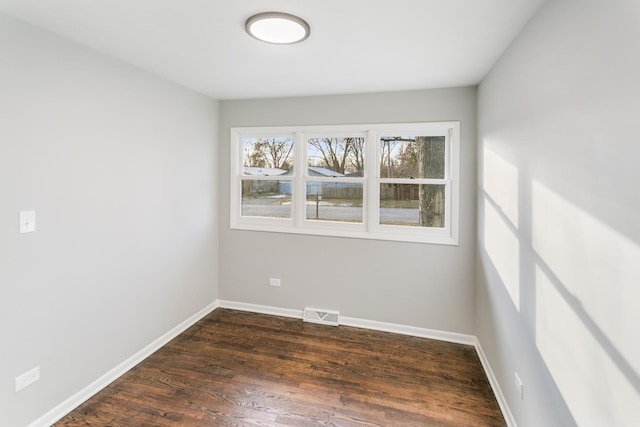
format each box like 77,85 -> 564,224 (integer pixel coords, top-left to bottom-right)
0,0 -> 543,100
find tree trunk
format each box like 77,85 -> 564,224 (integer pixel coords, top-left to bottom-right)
417,136 -> 445,227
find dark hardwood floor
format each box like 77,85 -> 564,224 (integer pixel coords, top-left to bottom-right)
55,308 -> 506,426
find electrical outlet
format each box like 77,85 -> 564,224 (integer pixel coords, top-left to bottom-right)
514,372 -> 524,399
269,278 -> 281,287
15,366 -> 40,392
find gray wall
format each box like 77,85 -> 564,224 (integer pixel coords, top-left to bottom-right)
476,0 -> 640,425
0,14 -> 219,426
219,88 -> 477,334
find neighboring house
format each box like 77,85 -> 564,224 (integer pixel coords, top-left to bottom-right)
243,167 -> 290,177
242,167 -> 289,195
307,166 -> 344,178
306,167 -> 362,199
307,167 -> 344,196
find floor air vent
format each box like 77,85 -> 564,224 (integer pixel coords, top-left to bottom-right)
303,307 -> 340,326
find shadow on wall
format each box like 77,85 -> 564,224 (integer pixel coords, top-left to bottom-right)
479,141 -> 640,426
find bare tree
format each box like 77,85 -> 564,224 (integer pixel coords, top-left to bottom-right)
264,138 -> 294,170
245,138 -> 294,170
308,137 -> 352,174
380,137 -> 414,178
245,141 -> 267,167
346,137 -> 365,174
395,141 -> 418,178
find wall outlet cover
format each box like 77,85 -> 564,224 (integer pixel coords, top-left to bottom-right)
269,278 -> 281,287
15,366 -> 40,392
19,211 -> 36,234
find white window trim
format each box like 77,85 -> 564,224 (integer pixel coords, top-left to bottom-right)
230,122 -> 460,245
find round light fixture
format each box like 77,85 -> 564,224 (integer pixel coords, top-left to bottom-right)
245,12 -> 310,45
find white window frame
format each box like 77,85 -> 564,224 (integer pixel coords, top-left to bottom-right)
230,122 -> 460,245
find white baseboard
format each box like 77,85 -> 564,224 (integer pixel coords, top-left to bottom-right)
217,299 -> 475,345
474,337 -> 517,427
28,301 -> 219,427
340,315 -> 476,345
217,299 -> 304,319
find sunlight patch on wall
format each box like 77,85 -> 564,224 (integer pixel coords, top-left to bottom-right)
483,200 -> 520,311
535,265 -> 639,425
483,146 -> 519,227
531,180 -> 640,372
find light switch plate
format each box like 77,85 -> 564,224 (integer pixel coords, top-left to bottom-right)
19,211 -> 36,234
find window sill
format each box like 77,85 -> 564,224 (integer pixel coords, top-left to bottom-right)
230,221 -> 459,245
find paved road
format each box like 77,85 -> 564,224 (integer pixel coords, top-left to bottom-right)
241,201 -> 419,224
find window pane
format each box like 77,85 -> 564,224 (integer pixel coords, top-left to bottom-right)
241,180 -> 292,218
243,137 -> 294,176
379,184 -> 445,227
380,136 -> 445,179
307,137 -> 365,176
306,182 -> 363,223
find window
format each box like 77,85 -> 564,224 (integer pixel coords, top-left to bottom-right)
231,122 -> 460,244
240,136 -> 294,219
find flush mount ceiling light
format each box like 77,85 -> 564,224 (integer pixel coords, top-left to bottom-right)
245,12 -> 310,45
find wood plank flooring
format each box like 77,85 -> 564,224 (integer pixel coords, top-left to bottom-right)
54,308 -> 506,426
